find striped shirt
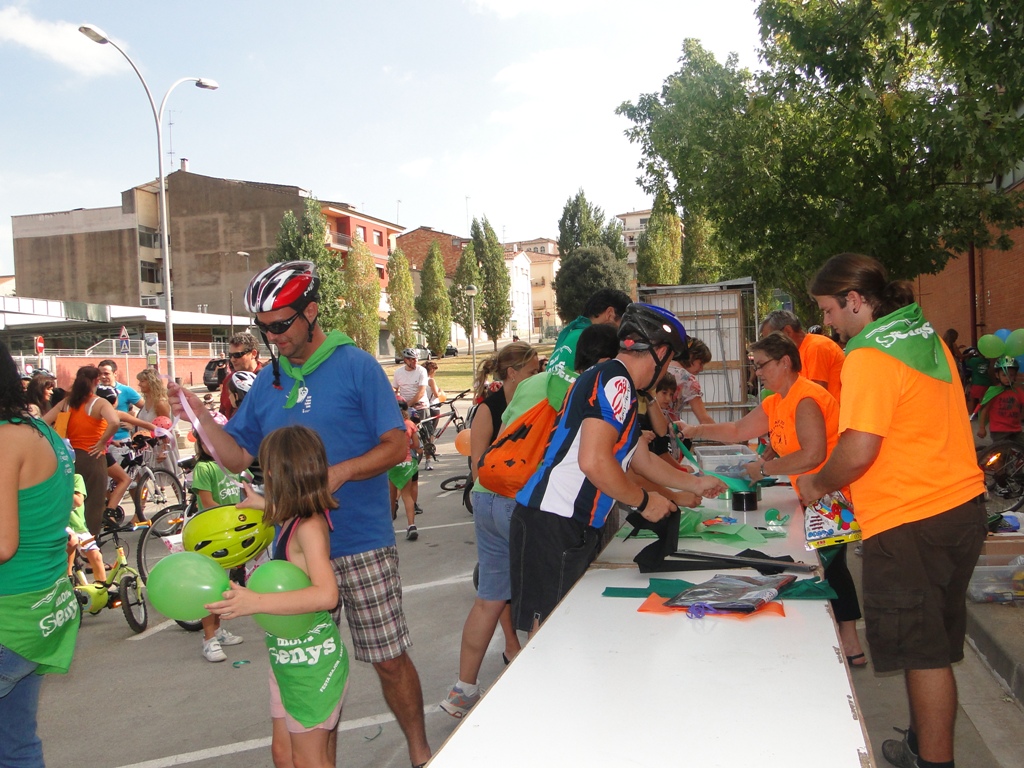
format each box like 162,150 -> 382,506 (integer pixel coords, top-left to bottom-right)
517,359 -> 639,529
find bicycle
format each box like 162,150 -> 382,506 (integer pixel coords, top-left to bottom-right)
977,439 -> 1024,518
71,513 -> 148,633
109,435 -> 186,525
416,389 -> 471,465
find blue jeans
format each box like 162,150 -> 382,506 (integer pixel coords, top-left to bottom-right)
0,643 -> 44,767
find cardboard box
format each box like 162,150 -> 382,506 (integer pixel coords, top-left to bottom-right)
980,535 -> 1024,559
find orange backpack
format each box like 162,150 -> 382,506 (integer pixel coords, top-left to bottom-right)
476,398 -> 557,498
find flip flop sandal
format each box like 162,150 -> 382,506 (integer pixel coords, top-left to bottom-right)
846,653 -> 868,668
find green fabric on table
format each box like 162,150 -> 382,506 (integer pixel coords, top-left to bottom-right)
603,577 -> 835,600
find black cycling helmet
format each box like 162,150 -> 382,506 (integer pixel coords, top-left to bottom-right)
96,385 -> 118,405
617,303 -> 687,389
245,261 -> 320,314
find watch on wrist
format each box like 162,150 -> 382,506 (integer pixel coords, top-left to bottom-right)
624,489 -> 649,513
759,461 -> 769,478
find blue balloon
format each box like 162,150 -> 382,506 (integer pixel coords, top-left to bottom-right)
995,328 -> 1012,341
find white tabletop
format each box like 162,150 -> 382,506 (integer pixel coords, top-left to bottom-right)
430,484 -> 873,768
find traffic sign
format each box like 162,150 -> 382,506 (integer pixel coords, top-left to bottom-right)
119,326 -> 129,340
118,339 -> 131,355
34,336 -> 44,354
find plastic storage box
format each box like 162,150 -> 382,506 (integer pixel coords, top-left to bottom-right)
966,554 -> 1024,603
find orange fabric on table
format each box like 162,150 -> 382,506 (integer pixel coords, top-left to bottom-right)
761,376 -> 850,505
65,395 -> 108,453
799,333 -> 845,401
839,345 -> 983,539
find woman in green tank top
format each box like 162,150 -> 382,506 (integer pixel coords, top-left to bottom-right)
0,341 -> 78,767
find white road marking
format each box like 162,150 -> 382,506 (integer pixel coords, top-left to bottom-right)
128,619 -> 176,641
403,572 -> 474,593
113,706 -> 442,768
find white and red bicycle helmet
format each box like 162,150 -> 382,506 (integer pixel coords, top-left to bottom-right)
245,261 -> 320,314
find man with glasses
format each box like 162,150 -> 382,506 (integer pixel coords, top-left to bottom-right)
169,261 -> 432,768
218,332 -> 261,419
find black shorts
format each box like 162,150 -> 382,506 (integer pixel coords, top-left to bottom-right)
861,497 -> 986,673
509,504 -> 600,633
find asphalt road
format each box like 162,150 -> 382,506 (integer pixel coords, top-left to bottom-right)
37,422 -> 1024,768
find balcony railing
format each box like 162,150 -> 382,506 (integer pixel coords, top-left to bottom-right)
328,231 -> 353,248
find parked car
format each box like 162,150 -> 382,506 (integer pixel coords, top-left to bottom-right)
394,345 -> 433,365
444,344 -> 458,357
203,358 -> 229,391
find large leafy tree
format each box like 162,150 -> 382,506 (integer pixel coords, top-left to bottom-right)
269,198 -> 345,332
449,241 -> 480,342
415,241 -> 453,356
339,236 -> 381,354
636,188 -> 682,285
473,217 -> 512,350
680,209 -> 725,285
602,218 -> 629,261
386,247 -> 416,354
618,3 -> 1024,310
552,245 -> 632,322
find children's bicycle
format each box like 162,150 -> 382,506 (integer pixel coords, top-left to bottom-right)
71,513 -> 148,633
417,389 -> 471,465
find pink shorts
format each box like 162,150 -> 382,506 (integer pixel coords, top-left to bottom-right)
269,670 -> 347,734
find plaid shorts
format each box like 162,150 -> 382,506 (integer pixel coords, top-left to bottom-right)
330,546 -> 411,663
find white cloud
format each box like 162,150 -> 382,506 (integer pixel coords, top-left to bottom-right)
0,7 -> 124,76
399,157 -> 435,179
464,0 -> 613,19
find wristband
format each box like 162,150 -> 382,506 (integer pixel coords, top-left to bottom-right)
624,489 -> 649,513
759,462 -> 769,478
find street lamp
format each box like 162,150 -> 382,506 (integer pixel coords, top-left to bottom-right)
79,23 -> 218,383
465,284 -> 478,382
237,251 -> 251,275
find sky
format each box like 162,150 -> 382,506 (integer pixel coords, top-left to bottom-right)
0,0 -> 762,277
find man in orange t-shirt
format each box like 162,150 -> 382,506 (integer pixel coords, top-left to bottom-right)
797,254 -> 985,768
762,309 -> 845,400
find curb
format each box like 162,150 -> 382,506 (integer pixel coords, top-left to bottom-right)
966,602 -> 1024,704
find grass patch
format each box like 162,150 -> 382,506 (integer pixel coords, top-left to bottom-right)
382,343 -> 555,394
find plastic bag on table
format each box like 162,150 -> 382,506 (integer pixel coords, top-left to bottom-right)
663,573 -> 796,613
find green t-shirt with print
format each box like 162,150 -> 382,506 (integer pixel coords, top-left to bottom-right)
192,460 -> 241,511
68,474 -> 88,534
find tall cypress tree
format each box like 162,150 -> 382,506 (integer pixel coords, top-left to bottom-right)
415,240 -> 453,356
340,235 -> 381,354
449,241 -> 480,344
386,247 -> 416,353
473,217 -> 511,350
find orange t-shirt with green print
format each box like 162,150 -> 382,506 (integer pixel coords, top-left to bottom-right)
839,345 -> 982,538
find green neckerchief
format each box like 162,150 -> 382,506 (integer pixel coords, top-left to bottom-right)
278,330 -> 355,408
844,303 -> 951,382
980,384 -> 1007,408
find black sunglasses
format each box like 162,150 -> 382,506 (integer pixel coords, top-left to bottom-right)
254,312 -> 303,335
228,349 -> 255,359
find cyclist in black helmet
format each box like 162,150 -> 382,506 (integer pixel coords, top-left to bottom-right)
509,303 -> 725,635
169,260 -> 432,767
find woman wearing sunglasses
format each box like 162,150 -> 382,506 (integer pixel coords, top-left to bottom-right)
677,331 -> 866,669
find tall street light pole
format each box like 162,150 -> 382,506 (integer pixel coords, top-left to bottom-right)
79,24 -> 218,383
465,284 -> 478,386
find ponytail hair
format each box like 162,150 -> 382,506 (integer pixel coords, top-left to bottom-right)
68,366 -> 100,409
808,252 -> 915,318
473,341 -> 538,400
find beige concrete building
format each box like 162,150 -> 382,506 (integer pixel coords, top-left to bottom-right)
528,251 -> 559,337
615,208 -> 652,267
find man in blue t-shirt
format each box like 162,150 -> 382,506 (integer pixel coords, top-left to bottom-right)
98,359 -> 141,442
511,304 -> 724,635
170,262 -> 432,768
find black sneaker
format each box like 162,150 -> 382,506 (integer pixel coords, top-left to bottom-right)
880,729 -> 918,768
406,525 -> 418,541
414,502 -> 423,515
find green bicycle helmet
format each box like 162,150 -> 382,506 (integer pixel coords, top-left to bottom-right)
995,355 -> 1020,373
182,505 -> 273,569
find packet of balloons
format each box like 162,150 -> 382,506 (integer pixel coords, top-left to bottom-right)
804,491 -> 861,549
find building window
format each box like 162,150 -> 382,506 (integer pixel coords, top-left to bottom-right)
373,230 -> 383,247
138,228 -> 159,249
377,266 -> 385,280
356,226 -> 366,241
140,261 -> 162,284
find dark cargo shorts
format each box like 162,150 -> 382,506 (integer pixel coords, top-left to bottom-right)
861,497 -> 986,673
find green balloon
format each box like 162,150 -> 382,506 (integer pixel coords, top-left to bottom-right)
1004,329 -> 1024,358
978,334 -> 1005,359
147,552 -> 231,621
247,560 -> 316,639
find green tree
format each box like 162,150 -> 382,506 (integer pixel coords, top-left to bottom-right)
386,247 -> 416,354
448,241 -> 480,342
618,6 -> 1024,307
552,245 -> 632,323
339,236 -> 381,354
473,217 -> 512,350
269,198 -> 345,332
601,218 -> 629,261
556,189 -> 605,258
680,209 -> 724,285
415,241 -> 452,356
636,189 -> 682,285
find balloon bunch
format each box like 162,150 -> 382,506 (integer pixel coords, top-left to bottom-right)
977,328 -> 1024,365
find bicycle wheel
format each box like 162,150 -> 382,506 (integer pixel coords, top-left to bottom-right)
440,475 -> 469,491
134,469 -> 186,524
120,573 -> 148,633
978,440 -> 1024,516
137,505 -> 188,582
175,619 -> 204,632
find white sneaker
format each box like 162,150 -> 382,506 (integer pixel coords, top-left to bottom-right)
215,627 -> 243,646
202,638 -> 227,662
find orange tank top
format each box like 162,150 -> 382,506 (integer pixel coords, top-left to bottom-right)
65,396 -> 107,453
761,376 -> 849,504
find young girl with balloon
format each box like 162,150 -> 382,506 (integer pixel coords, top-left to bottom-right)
205,425 -> 348,768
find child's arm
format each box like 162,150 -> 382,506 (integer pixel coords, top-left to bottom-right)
205,515 -> 338,618
977,400 -> 991,438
